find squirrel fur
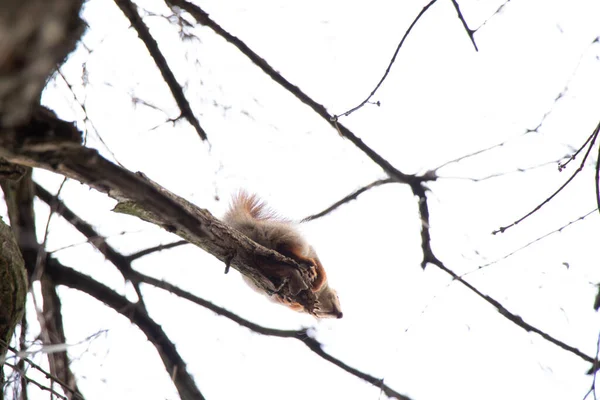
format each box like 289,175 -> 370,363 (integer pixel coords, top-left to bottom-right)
223,191 -> 342,319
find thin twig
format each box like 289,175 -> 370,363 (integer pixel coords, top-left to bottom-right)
5,346 -> 85,400
54,69 -> 123,166
302,178 -> 394,222
464,209 -> 596,277
476,0 -> 512,31
3,363 -> 68,400
126,240 -> 188,261
450,0 -> 477,51
336,0 -> 439,117
493,120 -> 600,234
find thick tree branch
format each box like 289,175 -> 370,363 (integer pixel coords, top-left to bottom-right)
0,214 -> 28,394
113,0 -> 207,141
3,170 -> 82,399
40,276 -> 84,400
0,114 -> 319,313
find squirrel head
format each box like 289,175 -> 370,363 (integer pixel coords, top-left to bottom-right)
314,285 -> 343,319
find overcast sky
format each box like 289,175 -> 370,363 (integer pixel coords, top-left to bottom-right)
15,0 -> 600,399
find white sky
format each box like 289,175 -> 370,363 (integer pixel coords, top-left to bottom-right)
10,0 -> 600,399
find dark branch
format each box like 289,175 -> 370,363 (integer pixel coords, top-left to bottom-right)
40,276 -> 85,399
411,182 -> 600,368
126,240 -> 188,261
337,0 -> 439,117
113,0 -> 207,140
3,171 -> 83,399
450,0 -> 478,51
6,343 -> 84,400
302,178 -> 394,222
44,259 -> 205,400
595,135 -> 600,217
468,209 -> 597,277
493,120 -> 600,234
34,182 -> 134,279
34,181 -> 147,307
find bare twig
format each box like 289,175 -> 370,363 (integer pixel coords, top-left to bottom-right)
450,0 -> 478,51
3,363 -> 68,400
302,178 -> 394,222
440,160 -> 558,182
583,332 -> 600,399
54,69 -> 123,166
559,126 -> 599,172
466,209 -> 597,277
595,140 -> 600,215
493,120 -> 600,234
5,345 -> 85,400
434,139 -> 508,172
336,0 -> 439,117
476,0 -> 512,31
126,240 -> 188,261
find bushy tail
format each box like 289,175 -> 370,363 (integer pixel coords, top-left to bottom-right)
224,190 -> 277,223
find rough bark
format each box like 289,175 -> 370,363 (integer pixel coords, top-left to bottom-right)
0,214 -> 28,395
0,0 -> 84,127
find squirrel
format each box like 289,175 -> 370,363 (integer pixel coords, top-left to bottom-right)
223,191 -> 343,319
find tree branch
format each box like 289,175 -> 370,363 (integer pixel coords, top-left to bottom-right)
302,178 -> 394,222
40,276 -> 85,399
43,259 -> 205,400
131,270 -> 412,400
113,0 -> 207,141
165,0 -> 432,187
450,0 -> 478,51
493,119 -> 600,234
2,170 -> 83,399
411,182 -> 600,369
0,113 -> 319,313
337,0 -> 440,117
